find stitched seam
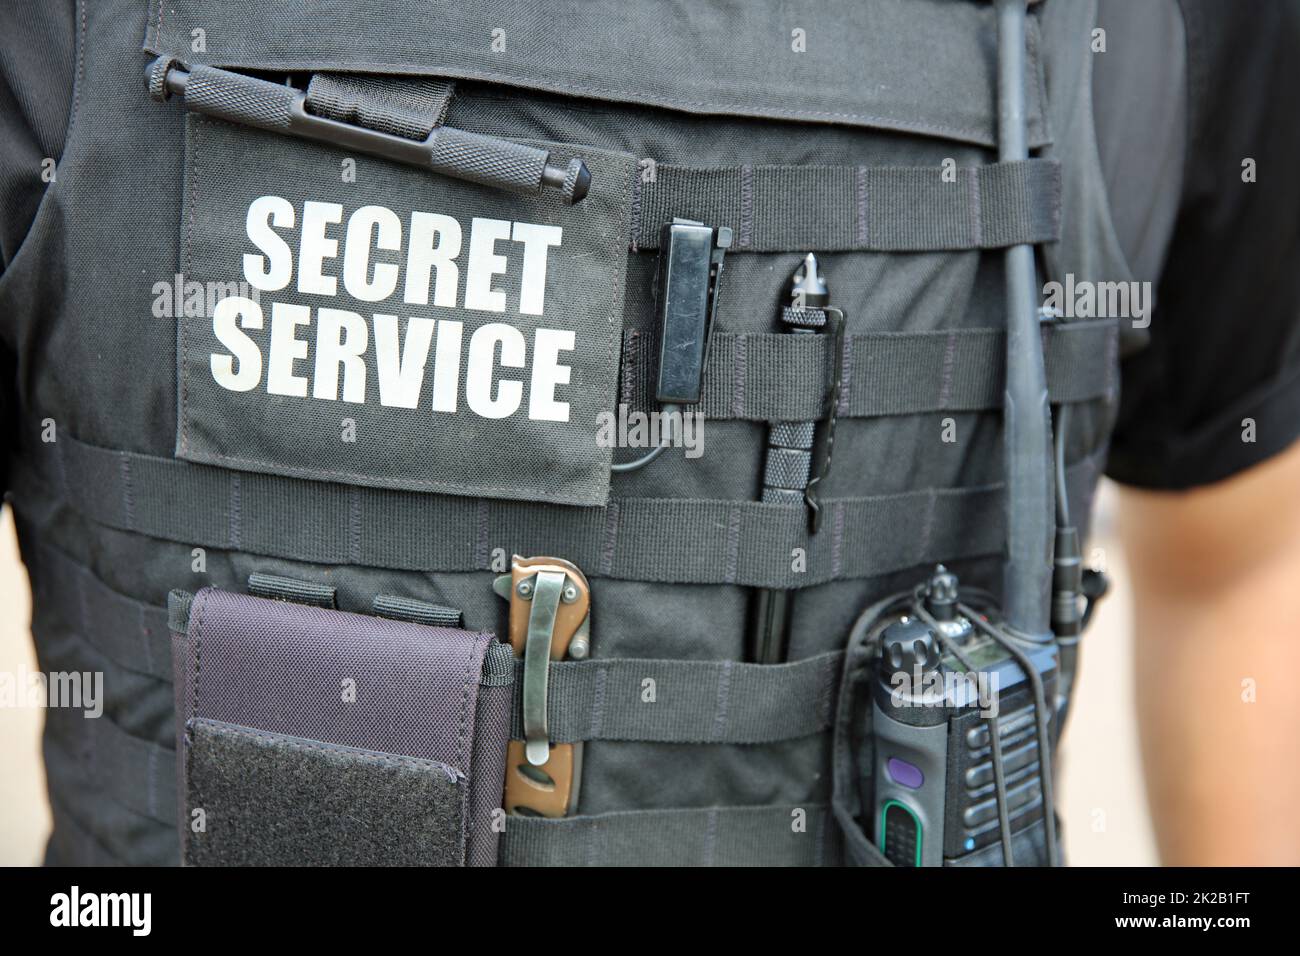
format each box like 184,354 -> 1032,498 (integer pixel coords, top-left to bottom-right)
178,115 -> 203,456
855,165 -> 868,245
119,452 -> 134,529
189,591 -> 207,723
837,334 -> 854,417
831,502 -> 845,578
711,660 -> 733,741
452,637 -> 484,865
629,171 -> 643,253
702,807 -> 718,866
619,329 -> 638,408
348,487 -> 362,563
738,165 -> 754,248
71,1 -> 86,148
968,166 -> 983,247
731,335 -> 747,418
938,330 -> 958,407
723,506 -> 741,584
600,500 -> 620,576
146,744 -> 158,820
589,664 -> 607,740
228,473 -> 241,550
475,499 -> 490,568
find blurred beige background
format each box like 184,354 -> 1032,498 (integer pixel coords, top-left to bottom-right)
0,505 -> 52,865
0,483 -> 1157,866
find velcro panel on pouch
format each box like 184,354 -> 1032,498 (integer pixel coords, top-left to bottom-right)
186,720 -> 466,866
171,588 -> 511,866
177,117 -> 636,506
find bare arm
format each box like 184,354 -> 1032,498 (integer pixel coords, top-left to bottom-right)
1119,439 -> 1300,865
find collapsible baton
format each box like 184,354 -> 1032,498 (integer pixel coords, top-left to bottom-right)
749,254 -> 844,664
147,59 -> 591,204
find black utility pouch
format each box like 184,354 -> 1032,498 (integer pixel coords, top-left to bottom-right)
831,593 -> 900,868
168,588 -> 512,866
832,589 -> 1059,868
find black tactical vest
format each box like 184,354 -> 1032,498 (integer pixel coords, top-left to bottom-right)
1,0 -> 1134,865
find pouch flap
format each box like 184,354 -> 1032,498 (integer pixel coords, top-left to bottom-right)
144,0 -> 1051,149
173,588 -> 512,866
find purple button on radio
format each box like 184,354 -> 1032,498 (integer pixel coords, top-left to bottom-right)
887,757 -> 925,789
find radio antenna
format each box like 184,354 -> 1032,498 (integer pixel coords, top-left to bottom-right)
996,0 -> 1053,642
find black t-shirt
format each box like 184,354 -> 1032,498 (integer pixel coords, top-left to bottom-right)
2,0 -> 1299,491
1097,0 -> 1300,489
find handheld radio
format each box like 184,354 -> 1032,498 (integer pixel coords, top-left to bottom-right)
862,566 -> 1059,866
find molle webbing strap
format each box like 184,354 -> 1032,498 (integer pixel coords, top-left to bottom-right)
621,319 -> 1119,422
53,714 -> 841,865
499,804 -> 841,866
16,436 -> 1103,589
188,71 -> 1056,254
372,593 -> 463,627
247,572 -> 337,607
69,708 -> 177,827
167,589 -> 193,636
508,651 -> 842,745
305,73 -> 454,140
52,550 -> 836,747
23,538 -> 174,683
635,159 -> 1062,253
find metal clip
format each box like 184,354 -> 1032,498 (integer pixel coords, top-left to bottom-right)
653,218 -> 733,406
492,555 -> 591,817
804,305 -> 845,534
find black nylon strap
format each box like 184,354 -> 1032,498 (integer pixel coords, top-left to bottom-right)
14,438 -> 1104,589
372,593 -> 463,628
14,437 -> 1102,589
68,711 -> 176,827
36,539 -> 842,746
23,539 -> 174,682
247,572 -> 337,608
305,73 -> 454,139
634,159 -> 1062,253
508,651 -> 842,745
618,317 -> 1118,421
620,318 -> 1119,422
53,712 -> 841,865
